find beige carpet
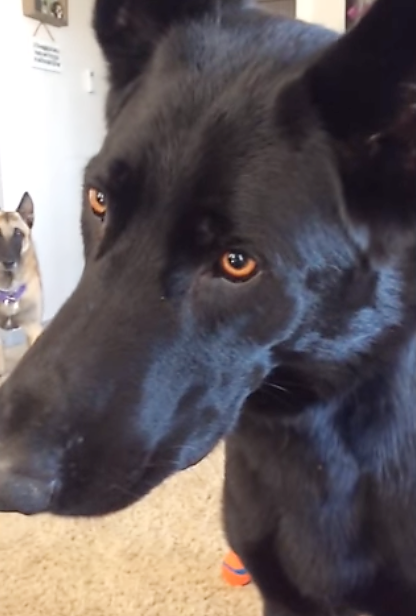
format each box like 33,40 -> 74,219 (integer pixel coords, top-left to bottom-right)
0,347 -> 261,616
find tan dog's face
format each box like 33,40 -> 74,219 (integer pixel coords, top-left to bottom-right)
0,193 -> 34,284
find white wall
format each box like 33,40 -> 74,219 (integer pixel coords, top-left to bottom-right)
297,0 -> 346,31
0,0 -> 107,321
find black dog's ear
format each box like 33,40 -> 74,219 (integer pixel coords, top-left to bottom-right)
305,0 -> 416,233
16,192 -> 34,229
93,0 -> 249,91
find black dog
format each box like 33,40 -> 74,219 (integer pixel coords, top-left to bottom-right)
0,0 -> 416,614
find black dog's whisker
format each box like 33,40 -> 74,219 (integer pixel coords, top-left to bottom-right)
262,382 -> 291,394
108,483 -> 141,500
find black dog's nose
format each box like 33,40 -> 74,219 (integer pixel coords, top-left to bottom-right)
0,468 -> 55,515
2,260 -> 16,270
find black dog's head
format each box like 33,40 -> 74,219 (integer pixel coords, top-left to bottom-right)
0,0 -> 415,517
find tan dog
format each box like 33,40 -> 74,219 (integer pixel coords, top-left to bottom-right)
0,192 -> 43,375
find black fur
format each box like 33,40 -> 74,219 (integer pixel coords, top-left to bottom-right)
0,1 -> 416,614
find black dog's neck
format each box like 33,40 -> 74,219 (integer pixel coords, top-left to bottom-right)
246,329 -> 416,433
249,365 -> 320,421
334,335 -> 416,468
236,333 -> 416,496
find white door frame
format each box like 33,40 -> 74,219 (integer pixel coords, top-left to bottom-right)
296,0 -> 346,31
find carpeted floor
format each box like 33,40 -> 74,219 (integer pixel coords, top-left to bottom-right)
0,347 -> 261,616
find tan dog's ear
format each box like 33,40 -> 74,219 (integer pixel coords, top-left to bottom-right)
17,192 -> 35,229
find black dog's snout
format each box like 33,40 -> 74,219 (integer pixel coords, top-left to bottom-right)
0,443 -> 58,515
0,468 -> 55,515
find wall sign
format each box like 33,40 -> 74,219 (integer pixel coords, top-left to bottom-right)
32,39 -> 62,73
22,0 -> 68,28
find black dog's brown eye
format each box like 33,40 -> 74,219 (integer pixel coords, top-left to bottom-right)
88,189 -> 107,218
219,252 -> 258,282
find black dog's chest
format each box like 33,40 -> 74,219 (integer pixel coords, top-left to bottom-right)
224,428 -> 371,576
224,399 -> 416,615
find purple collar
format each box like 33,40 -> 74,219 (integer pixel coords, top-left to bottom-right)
0,284 -> 27,305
